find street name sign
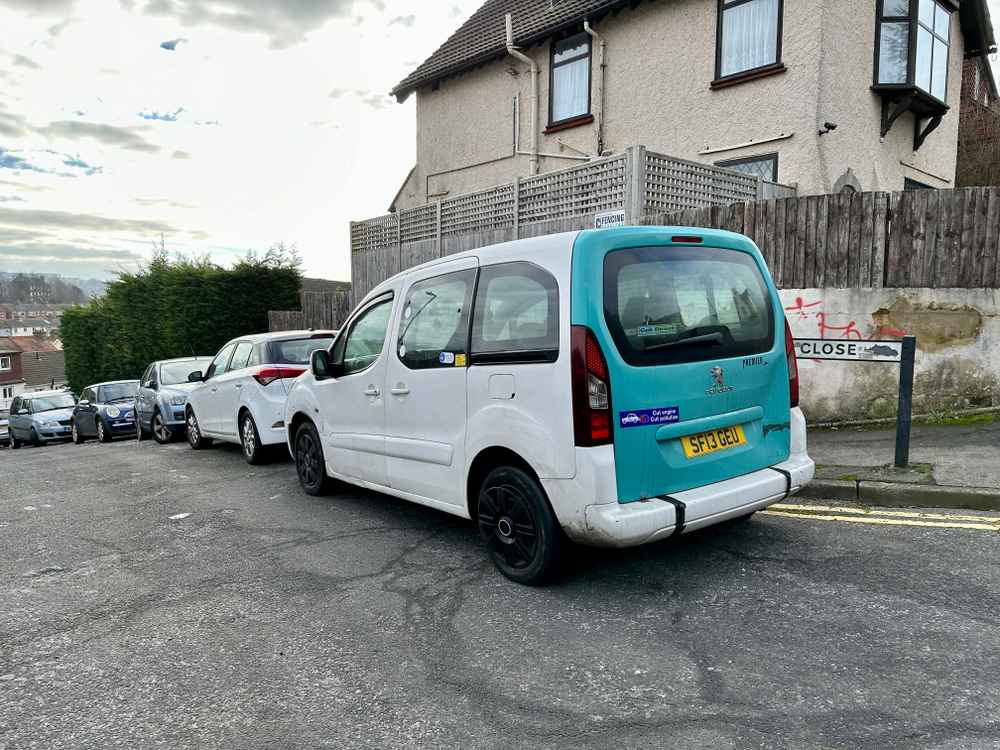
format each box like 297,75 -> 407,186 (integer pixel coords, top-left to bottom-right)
794,338 -> 903,362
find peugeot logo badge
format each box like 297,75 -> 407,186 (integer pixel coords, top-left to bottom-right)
706,366 -> 735,395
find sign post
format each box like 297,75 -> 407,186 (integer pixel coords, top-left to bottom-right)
793,335 -> 918,468
894,336 -> 917,468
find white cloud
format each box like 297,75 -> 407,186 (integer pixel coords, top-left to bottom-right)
0,0 -> 481,281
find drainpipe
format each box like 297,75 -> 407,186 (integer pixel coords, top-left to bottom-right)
506,13 -> 539,175
583,19 -> 606,156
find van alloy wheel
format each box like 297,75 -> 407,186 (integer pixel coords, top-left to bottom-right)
477,466 -> 563,585
294,422 -> 328,496
478,483 -> 539,571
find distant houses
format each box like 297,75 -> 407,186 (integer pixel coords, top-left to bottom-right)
0,337 -> 67,411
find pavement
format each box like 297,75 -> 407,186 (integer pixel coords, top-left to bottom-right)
3,439 -> 1000,748
805,419 -> 1000,510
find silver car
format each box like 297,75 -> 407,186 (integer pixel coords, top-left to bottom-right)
8,390 -> 77,448
0,414 -> 8,447
137,357 -> 213,443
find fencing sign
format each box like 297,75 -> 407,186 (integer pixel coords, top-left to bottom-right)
595,210 -> 627,229
794,338 -> 903,362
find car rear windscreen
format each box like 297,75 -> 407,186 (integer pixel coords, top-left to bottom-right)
603,246 -> 774,366
161,360 -> 212,385
270,336 -> 335,365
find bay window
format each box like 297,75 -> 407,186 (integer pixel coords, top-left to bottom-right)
873,0 -> 954,149
715,0 -> 783,82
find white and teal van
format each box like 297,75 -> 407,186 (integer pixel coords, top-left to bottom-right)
286,227 -> 814,584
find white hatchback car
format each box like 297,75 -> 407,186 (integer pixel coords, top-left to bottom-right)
185,330 -> 335,463
285,228 -> 814,584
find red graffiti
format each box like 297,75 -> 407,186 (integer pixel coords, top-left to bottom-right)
815,313 -> 863,340
784,297 -> 823,320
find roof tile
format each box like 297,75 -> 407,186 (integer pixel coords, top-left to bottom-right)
391,0 -> 635,100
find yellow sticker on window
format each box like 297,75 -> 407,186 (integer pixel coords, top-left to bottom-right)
455,354 -> 467,367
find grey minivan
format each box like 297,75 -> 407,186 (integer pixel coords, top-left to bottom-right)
8,390 -> 77,448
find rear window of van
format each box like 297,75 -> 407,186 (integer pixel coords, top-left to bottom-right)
603,246 -> 774,366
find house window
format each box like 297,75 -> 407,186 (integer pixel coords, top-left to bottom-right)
0,356 -> 9,371
549,34 -> 591,125
875,0 -> 951,101
715,153 -> 778,182
716,0 -> 782,80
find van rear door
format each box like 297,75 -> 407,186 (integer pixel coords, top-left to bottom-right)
572,229 -> 791,503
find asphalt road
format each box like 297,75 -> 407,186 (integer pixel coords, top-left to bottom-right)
2,438 -> 999,750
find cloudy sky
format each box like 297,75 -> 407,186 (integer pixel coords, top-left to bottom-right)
0,1 -> 998,284
0,0 -> 480,282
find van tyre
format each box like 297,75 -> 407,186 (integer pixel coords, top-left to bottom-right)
477,465 -> 563,586
294,421 -> 329,496
72,420 -> 86,444
241,413 -> 265,465
186,409 -> 212,450
30,427 -> 44,447
9,432 -> 20,449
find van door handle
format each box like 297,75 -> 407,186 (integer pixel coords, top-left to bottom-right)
235,383 -> 242,389
390,387 -> 410,396
364,386 -> 380,397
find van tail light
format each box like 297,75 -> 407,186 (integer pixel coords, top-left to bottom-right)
784,319 -> 799,408
254,366 -> 306,387
571,326 -> 613,446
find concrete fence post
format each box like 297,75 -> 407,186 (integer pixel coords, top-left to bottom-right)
626,145 -> 647,225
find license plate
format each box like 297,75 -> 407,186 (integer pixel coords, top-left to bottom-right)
682,425 -> 747,459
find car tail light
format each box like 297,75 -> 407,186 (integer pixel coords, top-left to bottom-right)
571,326 -> 612,446
253,366 -> 306,386
784,318 -> 799,408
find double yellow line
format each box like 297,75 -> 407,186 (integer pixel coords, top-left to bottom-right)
763,503 -> 1000,532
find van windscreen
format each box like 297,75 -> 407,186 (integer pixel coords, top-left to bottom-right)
603,246 -> 774,366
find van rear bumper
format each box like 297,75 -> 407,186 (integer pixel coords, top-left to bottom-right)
548,407 -> 815,548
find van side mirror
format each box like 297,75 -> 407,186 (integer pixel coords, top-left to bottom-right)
187,370 -> 204,383
311,349 -> 334,381
78,399 -> 90,408
17,408 -> 28,415
143,380 -> 156,390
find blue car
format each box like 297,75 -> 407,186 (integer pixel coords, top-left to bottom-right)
8,390 -> 77,448
71,380 -> 140,443
136,357 -> 213,443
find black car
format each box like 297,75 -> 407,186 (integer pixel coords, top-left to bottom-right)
71,380 -> 140,443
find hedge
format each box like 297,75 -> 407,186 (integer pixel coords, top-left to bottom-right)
61,249 -> 301,393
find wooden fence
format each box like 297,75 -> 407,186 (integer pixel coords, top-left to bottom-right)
346,186 -> 1000,304
648,186 -> 1000,289
268,290 -> 352,332
275,186 -> 1000,330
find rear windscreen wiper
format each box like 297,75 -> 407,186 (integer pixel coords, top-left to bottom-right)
644,332 -> 724,351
